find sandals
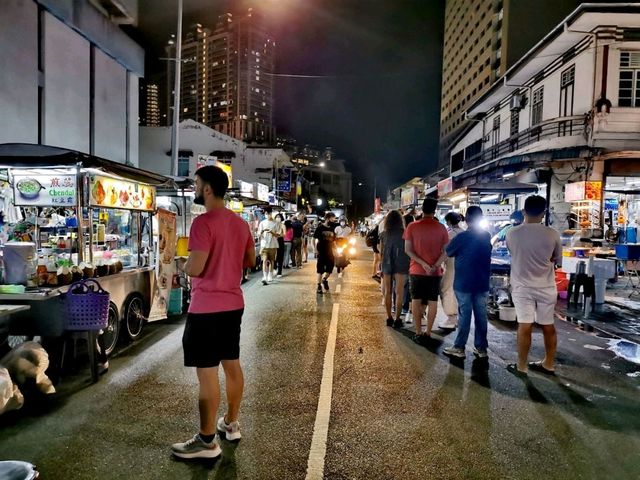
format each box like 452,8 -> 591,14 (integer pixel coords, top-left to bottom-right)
507,363 -> 527,378
528,361 -> 556,376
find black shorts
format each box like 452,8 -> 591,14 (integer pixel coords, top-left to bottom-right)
182,309 -> 243,368
410,275 -> 441,303
317,257 -> 335,274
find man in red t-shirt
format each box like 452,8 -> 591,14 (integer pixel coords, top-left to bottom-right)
172,166 -> 256,460
403,197 -> 449,345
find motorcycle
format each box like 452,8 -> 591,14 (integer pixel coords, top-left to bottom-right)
335,236 -> 357,273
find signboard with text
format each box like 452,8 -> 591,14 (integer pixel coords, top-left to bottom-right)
239,181 -> 254,198
437,177 -> 453,197
401,187 -> 417,207
13,174 -> 77,207
564,181 -> 602,202
255,183 -> 270,202
480,203 -> 513,221
277,168 -> 292,192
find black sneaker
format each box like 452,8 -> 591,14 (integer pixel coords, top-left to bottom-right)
317,284 -> 323,294
393,319 -> 403,329
413,333 -> 431,347
386,317 -> 394,327
322,279 -> 330,291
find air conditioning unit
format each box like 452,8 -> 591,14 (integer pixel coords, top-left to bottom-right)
510,94 -> 524,111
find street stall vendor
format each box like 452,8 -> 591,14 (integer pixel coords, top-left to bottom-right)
0,145 -> 173,377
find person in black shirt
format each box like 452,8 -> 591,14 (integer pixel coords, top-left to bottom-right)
291,213 -> 305,268
314,212 -> 337,294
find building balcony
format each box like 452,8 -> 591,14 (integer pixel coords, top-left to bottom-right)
591,107 -> 640,152
463,115 -> 586,170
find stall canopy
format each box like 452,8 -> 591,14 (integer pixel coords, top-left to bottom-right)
466,182 -> 539,195
0,143 -> 173,187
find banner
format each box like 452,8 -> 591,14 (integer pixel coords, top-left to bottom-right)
437,177 -> 453,197
277,168 -> 292,192
89,175 -> 155,211
13,174 -> 77,207
148,208 -> 177,321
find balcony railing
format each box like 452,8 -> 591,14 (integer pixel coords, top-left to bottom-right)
463,115 -> 586,170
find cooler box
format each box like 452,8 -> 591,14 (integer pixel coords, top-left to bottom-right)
614,244 -> 640,260
168,288 -> 183,315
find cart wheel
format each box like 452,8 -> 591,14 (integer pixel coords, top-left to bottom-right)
125,296 -> 146,340
100,303 -> 120,356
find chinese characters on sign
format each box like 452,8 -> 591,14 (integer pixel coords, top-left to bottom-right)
13,174 -> 77,206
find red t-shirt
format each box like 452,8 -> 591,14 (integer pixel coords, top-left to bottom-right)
403,217 -> 449,276
188,208 -> 253,314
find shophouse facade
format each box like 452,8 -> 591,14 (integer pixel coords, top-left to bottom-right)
446,3 -> 640,234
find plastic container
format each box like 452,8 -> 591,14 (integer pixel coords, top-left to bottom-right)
498,306 -> 517,321
176,237 -> 189,257
168,288 -> 183,315
615,244 -> 640,260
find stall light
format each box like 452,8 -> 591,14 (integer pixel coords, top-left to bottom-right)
177,191 -> 196,198
450,193 -> 467,203
503,172 -> 515,179
479,219 -> 490,230
480,194 -> 500,202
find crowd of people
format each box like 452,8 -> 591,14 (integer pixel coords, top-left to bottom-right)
368,195 -> 563,377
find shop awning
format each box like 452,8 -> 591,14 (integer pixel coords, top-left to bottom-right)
0,143 -> 174,186
466,182 -> 539,195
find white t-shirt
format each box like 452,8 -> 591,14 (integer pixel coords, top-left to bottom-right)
506,223 -> 563,289
258,218 -> 279,250
335,225 -> 352,238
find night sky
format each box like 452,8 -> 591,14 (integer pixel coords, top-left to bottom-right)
137,0 -> 445,211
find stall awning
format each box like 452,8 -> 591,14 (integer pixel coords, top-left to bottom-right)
0,143 -> 174,187
466,182 -> 540,195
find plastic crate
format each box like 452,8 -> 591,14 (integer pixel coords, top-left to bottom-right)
614,244 -> 640,260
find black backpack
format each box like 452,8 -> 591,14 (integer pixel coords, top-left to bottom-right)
365,226 -> 379,248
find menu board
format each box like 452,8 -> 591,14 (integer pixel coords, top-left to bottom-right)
148,208 -> 177,321
89,175 -> 156,211
13,174 -> 77,206
565,181 -> 602,202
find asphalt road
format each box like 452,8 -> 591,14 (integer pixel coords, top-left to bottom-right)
1,241 -> 639,479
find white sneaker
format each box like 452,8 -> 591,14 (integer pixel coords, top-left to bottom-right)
171,434 -> 222,459
267,272 -> 273,283
277,274 -> 283,278
217,416 -> 242,441
405,313 -> 413,324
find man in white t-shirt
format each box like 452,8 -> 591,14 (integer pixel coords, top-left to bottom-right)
258,207 -> 280,285
506,195 -> 563,377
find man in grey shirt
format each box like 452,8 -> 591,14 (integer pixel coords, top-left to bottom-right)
506,195 -> 563,376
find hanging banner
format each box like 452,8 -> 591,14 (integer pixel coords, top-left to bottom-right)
276,168 -> 292,192
89,175 -> 156,211
437,177 -> 453,197
13,174 -> 77,207
401,187 -> 417,207
148,208 -> 177,321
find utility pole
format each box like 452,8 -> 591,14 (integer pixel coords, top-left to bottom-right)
169,0 -> 183,177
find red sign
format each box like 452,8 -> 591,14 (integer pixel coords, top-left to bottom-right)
437,177 -> 453,197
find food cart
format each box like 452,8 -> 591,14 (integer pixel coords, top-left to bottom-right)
0,144 -> 173,359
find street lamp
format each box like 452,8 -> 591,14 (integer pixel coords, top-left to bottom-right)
319,162 -> 326,168
317,199 -> 323,206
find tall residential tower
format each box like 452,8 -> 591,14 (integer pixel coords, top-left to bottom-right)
179,8 -> 276,144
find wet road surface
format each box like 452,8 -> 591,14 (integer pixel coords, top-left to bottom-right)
1,241 -> 639,479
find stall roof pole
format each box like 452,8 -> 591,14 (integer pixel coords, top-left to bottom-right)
169,0 -> 183,178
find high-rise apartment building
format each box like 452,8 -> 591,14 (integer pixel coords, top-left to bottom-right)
139,82 -> 160,127
178,8 -> 276,144
439,0 -> 599,169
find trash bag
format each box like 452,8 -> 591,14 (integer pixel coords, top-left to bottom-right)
0,341 -> 55,395
0,367 -> 24,415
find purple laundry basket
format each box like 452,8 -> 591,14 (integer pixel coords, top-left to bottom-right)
61,279 -> 110,331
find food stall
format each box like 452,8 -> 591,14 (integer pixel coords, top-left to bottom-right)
0,144 -> 173,359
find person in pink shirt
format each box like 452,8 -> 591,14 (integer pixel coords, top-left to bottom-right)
404,197 -> 449,345
172,166 -> 256,460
